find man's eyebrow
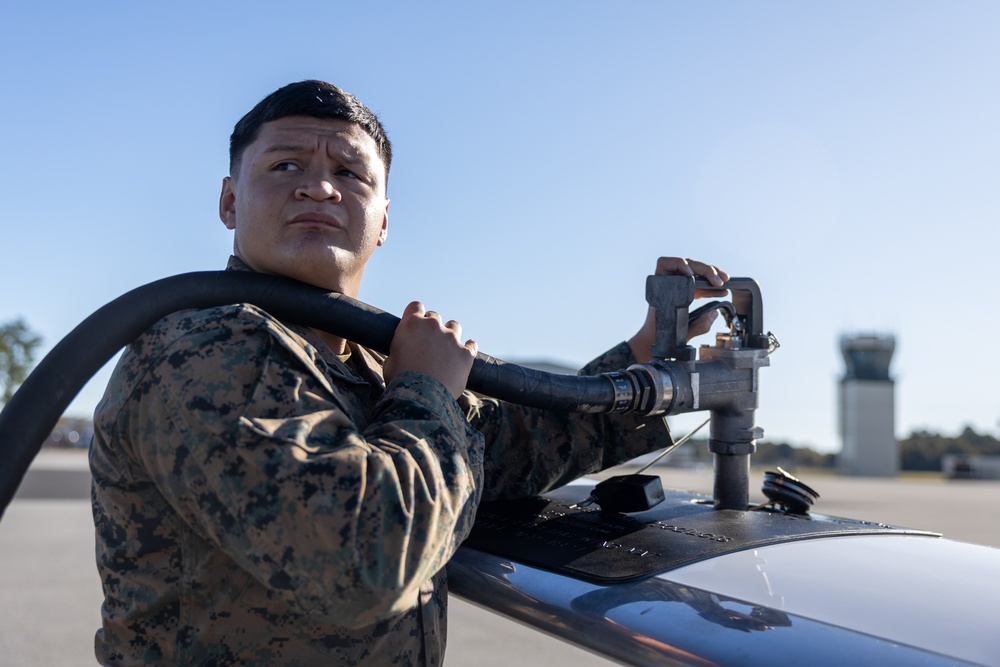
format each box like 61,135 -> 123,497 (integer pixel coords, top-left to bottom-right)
259,143 -> 310,155
259,142 -> 368,167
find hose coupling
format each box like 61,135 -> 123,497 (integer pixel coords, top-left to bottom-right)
600,362 -> 676,416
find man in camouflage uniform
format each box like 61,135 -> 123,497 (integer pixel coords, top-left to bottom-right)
89,80 -> 728,666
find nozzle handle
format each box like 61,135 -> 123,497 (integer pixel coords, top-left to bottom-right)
647,276 -> 766,360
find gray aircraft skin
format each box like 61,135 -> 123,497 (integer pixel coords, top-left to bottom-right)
449,480 -> 1000,667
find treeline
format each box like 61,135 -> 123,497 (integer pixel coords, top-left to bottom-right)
680,439 -> 835,469
680,426 -> 1000,471
898,427 -> 1000,471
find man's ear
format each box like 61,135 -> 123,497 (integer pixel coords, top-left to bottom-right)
377,198 -> 390,246
219,176 -> 237,230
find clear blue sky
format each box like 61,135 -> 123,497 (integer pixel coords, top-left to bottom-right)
2,1 -> 998,453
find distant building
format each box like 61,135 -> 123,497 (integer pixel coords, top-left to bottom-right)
838,334 -> 898,476
942,454 -> 1000,480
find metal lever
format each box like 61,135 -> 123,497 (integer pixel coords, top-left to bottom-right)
646,276 -> 767,361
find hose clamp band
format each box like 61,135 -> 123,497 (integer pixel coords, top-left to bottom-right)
602,371 -> 636,413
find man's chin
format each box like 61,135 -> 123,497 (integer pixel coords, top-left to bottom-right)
282,257 -> 359,294
238,244 -> 364,293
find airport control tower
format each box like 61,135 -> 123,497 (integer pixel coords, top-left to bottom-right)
838,334 -> 898,476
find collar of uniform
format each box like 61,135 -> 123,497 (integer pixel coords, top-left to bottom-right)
346,342 -> 387,390
226,254 -> 251,272
224,255 -> 382,388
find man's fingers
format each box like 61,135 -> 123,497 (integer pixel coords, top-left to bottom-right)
653,257 -> 730,287
402,303 -> 456,330
401,304 -> 465,336
687,260 -> 729,287
403,301 -> 426,317
654,256 -> 693,276
689,310 -> 719,338
464,339 -> 479,356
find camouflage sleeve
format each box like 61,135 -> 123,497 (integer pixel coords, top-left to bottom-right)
131,307 -> 484,628
470,341 -> 669,501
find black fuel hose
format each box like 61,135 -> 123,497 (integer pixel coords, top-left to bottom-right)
0,271 -> 618,516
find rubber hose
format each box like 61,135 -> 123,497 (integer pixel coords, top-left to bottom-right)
0,271 -> 617,515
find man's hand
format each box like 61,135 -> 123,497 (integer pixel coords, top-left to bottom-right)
383,302 -> 478,399
627,257 -> 730,364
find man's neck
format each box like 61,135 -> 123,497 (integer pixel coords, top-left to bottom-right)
227,254 -> 359,355
312,329 -> 349,355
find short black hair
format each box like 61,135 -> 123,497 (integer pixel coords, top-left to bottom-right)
229,80 -> 392,185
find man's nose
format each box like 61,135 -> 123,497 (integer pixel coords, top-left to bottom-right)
295,177 -> 342,202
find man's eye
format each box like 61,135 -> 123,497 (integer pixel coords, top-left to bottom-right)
336,168 -> 359,179
273,161 -> 301,171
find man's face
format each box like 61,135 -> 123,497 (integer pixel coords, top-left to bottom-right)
219,116 -> 389,296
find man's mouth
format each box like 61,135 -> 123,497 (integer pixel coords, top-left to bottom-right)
288,212 -> 344,229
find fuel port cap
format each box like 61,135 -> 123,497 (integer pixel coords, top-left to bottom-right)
762,467 -> 819,514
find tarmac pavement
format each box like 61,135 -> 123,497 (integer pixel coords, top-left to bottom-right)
1,449 -> 997,666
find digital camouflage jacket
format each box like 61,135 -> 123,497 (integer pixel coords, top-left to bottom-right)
90,259 -> 668,666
